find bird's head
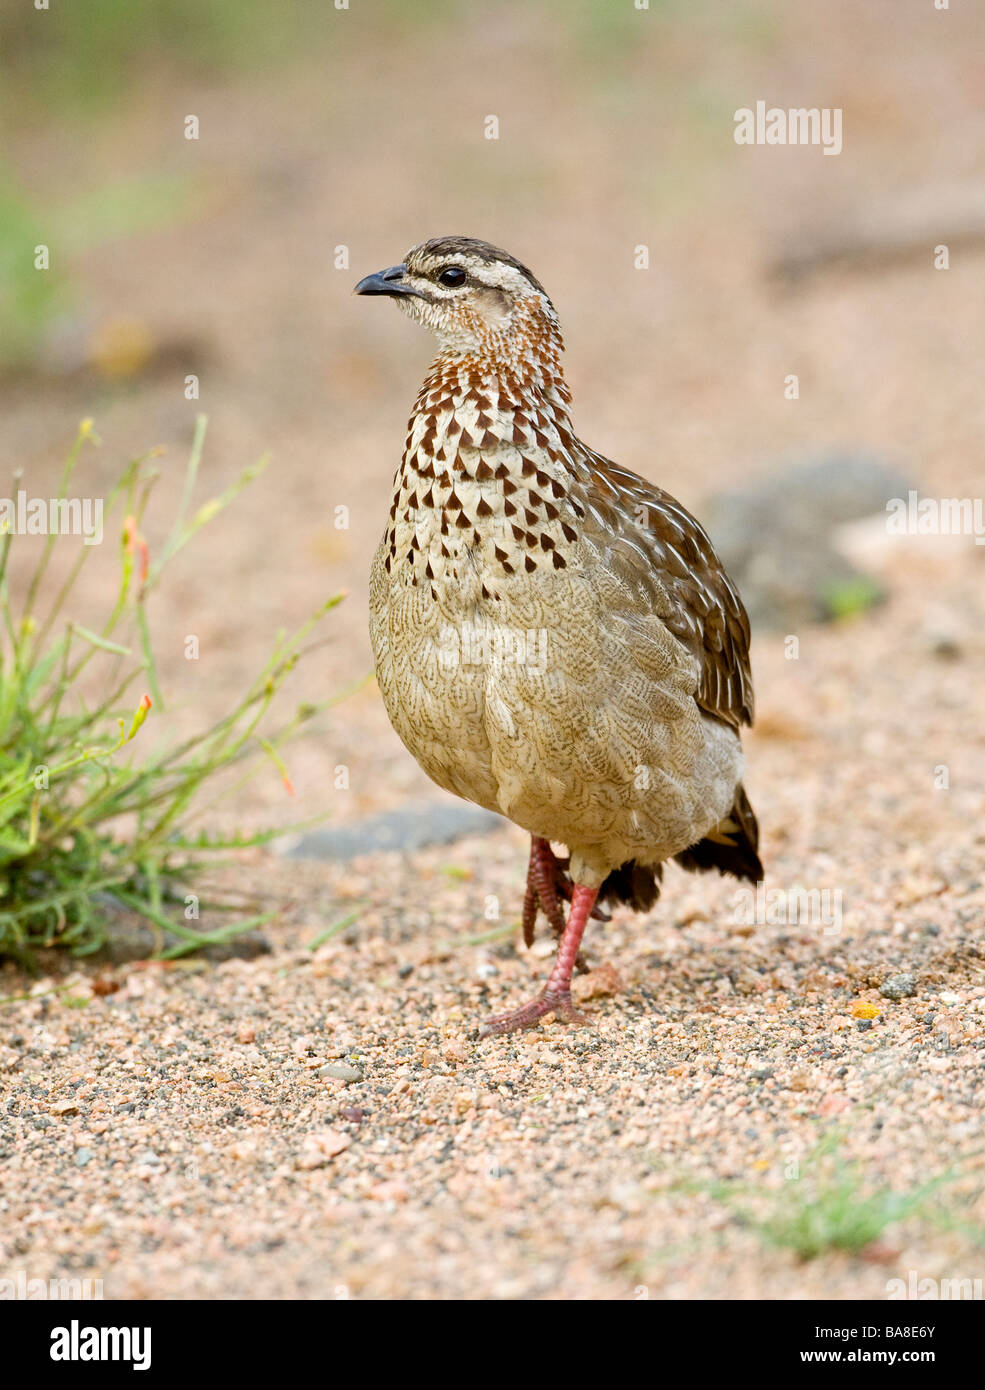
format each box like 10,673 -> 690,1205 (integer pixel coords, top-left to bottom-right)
354,236 -> 561,365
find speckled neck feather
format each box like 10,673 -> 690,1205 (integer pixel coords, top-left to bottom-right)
382,294 -> 585,602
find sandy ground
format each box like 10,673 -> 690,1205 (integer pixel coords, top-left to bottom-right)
2,1 -> 985,1299
2,549 -> 984,1299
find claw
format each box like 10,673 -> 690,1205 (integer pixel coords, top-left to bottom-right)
479,987 -> 588,1037
521,878 -> 538,948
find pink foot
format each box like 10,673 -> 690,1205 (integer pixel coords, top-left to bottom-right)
480,882 -> 600,1038
479,988 -> 588,1038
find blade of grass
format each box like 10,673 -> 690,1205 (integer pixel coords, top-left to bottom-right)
308,908 -> 364,950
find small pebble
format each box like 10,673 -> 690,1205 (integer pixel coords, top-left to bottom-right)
880,973 -> 916,1001
319,1063 -> 364,1083
296,1129 -> 351,1170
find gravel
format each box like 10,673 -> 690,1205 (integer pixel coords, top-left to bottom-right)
2,668 -> 984,1299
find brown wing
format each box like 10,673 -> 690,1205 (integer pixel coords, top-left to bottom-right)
576,451 -> 754,731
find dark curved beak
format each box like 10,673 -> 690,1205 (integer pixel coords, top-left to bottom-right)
353,264 -> 417,298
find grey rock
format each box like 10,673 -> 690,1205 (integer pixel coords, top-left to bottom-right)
74,1148 -> 94,1168
319,1063 -> 364,1083
703,455 -> 912,629
281,801 -> 504,860
880,972 -> 917,1001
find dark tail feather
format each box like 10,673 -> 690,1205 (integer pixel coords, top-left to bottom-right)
598,859 -> 663,912
674,783 -> 763,883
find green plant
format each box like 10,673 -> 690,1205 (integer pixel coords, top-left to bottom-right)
0,415 -> 342,959
822,575 -> 884,621
677,1135 -> 950,1261
753,1164 -> 942,1261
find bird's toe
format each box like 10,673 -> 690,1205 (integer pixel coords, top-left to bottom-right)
478,988 -> 588,1038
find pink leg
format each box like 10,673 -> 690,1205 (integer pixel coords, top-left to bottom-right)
524,836 -> 566,944
521,836 -> 596,969
555,874 -> 612,923
480,883 -> 599,1037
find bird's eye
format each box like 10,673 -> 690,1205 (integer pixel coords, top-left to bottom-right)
437,266 -> 466,287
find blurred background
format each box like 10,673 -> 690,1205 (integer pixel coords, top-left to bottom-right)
5,0 -> 985,1306
3,0 -> 984,829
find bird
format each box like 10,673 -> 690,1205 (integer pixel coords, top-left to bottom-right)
355,236 -> 763,1037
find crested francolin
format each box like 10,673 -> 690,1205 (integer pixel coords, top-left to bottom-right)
356,236 -> 763,1036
